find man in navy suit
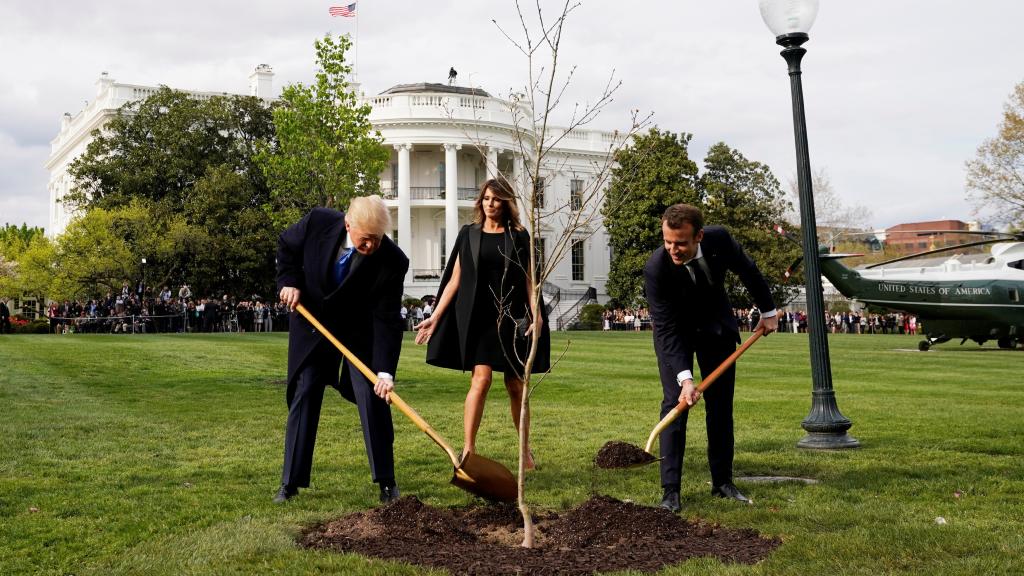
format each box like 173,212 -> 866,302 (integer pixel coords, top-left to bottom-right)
274,195 -> 409,504
644,204 -> 778,512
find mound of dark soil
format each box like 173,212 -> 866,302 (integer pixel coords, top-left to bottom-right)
300,495 -> 780,575
594,440 -> 659,469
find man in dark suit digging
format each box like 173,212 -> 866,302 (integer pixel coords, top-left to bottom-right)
644,204 -> 777,512
274,195 -> 409,504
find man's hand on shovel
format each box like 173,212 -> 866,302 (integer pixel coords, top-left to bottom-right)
679,379 -> 701,406
754,313 -> 779,336
374,373 -> 395,402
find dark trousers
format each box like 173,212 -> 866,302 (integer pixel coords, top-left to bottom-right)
281,350 -> 395,488
659,332 -> 737,490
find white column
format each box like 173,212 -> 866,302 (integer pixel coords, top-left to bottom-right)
396,143 -> 412,264
486,147 -> 499,180
444,143 -> 460,257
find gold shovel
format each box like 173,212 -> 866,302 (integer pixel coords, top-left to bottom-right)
295,304 -> 518,502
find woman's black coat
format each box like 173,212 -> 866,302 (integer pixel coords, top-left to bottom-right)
426,223 -> 551,373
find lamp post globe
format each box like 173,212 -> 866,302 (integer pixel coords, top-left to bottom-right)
760,0 -> 859,449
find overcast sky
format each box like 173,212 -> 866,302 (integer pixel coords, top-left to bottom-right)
3,1 -> 1023,231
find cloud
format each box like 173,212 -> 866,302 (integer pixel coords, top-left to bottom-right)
3,0 -> 1024,231
0,134 -> 49,228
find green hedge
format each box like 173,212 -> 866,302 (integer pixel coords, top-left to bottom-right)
573,303 -> 605,330
10,320 -> 50,334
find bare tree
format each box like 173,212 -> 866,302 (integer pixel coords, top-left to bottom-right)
486,0 -> 651,547
787,166 -> 873,241
966,81 -> 1024,227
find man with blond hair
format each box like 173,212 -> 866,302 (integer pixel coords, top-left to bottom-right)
274,196 -> 409,504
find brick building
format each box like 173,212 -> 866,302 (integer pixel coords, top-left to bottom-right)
884,220 -> 977,253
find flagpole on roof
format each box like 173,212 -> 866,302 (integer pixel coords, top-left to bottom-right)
354,2 -> 359,81
328,4 -> 359,81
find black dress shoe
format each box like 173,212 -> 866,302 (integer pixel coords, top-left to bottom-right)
712,482 -> 751,504
379,482 -> 400,503
272,484 -> 298,504
659,490 -> 681,513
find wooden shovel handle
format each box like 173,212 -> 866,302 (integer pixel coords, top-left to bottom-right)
644,328 -> 764,453
294,303 -> 462,467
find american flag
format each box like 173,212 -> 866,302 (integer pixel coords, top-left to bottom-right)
329,3 -> 356,17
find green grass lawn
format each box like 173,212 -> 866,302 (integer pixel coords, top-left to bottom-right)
1,331 -> 1022,575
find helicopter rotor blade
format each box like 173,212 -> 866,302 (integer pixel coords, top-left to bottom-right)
784,256 -> 804,279
865,237 -> 1009,269
903,229 -> 1021,238
773,224 -> 803,248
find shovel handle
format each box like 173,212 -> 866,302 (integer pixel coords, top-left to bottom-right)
386,393 -> 462,468
644,328 -> 764,454
294,303 -> 462,467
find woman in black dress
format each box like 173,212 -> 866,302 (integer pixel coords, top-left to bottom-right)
414,178 -> 550,470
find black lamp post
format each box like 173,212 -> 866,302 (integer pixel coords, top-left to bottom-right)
759,0 -> 858,449
140,257 -> 147,296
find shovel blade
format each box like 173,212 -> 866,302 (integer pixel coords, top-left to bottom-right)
450,452 -> 518,502
622,453 -> 663,469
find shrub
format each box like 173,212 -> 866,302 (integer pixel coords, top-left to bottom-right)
11,319 -> 50,334
575,303 -> 605,330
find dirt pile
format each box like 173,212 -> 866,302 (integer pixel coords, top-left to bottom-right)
300,495 -> 780,575
594,440 -> 659,469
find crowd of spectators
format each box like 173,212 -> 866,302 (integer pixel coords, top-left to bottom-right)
821,311 -> 920,335
766,310 -> 920,335
597,306 -> 920,336
36,284 -> 922,337
399,299 -> 434,331
44,282 -> 290,335
601,308 -> 651,331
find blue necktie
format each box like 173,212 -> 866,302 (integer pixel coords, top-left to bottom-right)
334,248 -> 353,286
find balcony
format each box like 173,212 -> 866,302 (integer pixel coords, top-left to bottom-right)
367,91 -> 530,128
411,187 -> 444,200
378,184 -> 480,202
411,268 -> 443,282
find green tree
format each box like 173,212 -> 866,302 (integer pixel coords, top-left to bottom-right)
698,142 -> 800,307
65,88 -> 279,297
67,88 -> 275,212
966,81 -> 1024,227
601,128 -> 700,305
11,235 -> 56,301
0,223 -> 45,248
0,224 -> 48,298
46,201 -> 188,301
257,34 -> 390,226
179,165 -> 277,297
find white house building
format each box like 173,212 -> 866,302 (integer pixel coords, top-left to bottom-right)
46,67 -> 617,313
45,65 -> 277,236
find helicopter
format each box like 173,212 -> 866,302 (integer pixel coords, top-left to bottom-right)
775,226 -> 1024,351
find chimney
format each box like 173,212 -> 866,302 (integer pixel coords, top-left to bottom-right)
95,71 -> 114,96
249,64 -> 274,98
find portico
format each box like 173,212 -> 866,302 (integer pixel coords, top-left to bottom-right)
378,138 -> 524,296
48,74 -> 620,311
